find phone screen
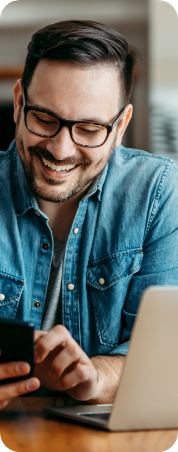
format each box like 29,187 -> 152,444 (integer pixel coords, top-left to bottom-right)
0,319 -> 34,384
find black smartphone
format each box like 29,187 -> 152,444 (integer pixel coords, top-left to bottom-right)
0,319 -> 34,385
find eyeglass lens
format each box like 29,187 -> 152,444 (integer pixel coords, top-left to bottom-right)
26,110 -> 108,146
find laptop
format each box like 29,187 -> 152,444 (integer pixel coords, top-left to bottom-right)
44,286 -> 178,431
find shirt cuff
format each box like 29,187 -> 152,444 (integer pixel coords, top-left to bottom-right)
108,341 -> 130,356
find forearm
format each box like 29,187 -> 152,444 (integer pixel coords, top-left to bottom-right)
89,354 -> 126,404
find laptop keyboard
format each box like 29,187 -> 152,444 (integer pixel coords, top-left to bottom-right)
78,412 -> 110,421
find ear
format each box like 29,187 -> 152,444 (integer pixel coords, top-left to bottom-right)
13,79 -> 23,124
115,104 -> 133,147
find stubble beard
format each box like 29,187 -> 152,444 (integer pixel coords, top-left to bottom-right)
15,121 -> 117,203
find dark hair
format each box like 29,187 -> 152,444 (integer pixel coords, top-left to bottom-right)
22,20 -> 137,106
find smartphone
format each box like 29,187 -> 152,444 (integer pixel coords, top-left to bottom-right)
0,319 -> 34,385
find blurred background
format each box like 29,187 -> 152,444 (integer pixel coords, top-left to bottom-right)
0,0 -> 177,159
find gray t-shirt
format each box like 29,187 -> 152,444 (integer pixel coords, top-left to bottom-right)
33,238 -> 66,396
41,237 -> 67,331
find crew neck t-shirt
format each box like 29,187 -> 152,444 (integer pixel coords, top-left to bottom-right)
41,236 -> 67,331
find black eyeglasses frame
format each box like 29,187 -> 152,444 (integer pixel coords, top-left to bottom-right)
23,91 -> 125,149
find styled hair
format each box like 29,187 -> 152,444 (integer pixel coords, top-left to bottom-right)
22,20 -> 137,106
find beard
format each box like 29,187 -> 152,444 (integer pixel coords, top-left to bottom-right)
15,120 -> 117,203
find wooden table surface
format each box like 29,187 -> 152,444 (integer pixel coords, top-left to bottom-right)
0,397 -> 177,452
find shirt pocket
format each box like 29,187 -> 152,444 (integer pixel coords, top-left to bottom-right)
86,250 -> 143,347
0,272 -> 25,319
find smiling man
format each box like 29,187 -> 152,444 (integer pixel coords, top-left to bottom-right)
15,60 -> 128,207
0,20 -> 178,410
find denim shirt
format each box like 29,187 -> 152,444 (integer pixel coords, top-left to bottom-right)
1,140 -> 178,357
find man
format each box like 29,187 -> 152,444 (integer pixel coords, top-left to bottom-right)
0,20 -> 178,410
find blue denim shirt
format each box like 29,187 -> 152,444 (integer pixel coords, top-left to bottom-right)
1,140 -> 178,357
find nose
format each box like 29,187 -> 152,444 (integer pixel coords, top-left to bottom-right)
45,126 -> 77,160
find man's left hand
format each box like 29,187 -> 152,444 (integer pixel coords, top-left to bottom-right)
34,325 -> 98,401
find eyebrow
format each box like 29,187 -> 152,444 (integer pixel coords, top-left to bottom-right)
80,117 -> 107,124
27,100 -> 109,125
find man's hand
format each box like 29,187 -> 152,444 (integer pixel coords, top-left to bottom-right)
0,362 -> 40,410
34,325 -> 126,403
34,325 -> 99,401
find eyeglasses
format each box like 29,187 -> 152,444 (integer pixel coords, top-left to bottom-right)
23,91 -> 125,148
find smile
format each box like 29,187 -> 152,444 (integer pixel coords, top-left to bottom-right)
41,157 -> 76,173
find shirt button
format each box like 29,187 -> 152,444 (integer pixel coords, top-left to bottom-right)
99,278 -> 105,285
67,283 -> 75,291
43,243 -> 50,250
34,301 -> 40,308
35,211 -> 40,216
0,294 -> 5,301
73,228 -> 79,234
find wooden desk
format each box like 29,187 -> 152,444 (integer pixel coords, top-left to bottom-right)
0,397 -> 177,452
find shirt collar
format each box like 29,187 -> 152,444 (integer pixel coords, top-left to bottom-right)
10,139 -> 109,214
82,163 -> 108,202
11,141 -> 42,216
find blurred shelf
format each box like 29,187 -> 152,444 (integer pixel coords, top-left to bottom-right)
0,66 -> 23,80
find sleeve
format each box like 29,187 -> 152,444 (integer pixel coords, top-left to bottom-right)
109,161 -> 178,355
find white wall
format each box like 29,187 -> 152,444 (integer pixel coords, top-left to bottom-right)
1,0 -> 147,27
149,0 -> 178,85
149,0 -> 178,158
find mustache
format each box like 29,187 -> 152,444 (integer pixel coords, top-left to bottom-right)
28,145 -> 90,166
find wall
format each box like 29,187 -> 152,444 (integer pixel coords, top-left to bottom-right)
149,0 -> 178,160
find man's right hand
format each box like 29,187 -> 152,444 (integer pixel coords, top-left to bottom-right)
0,362 -> 40,410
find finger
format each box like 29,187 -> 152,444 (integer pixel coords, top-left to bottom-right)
0,377 -> 40,403
49,341 -> 86,379
34,330 -> 47,344
0,362 -> 30,381
34,325 -> 69,363
57,362 -> 92,391
0,398 -> 11,410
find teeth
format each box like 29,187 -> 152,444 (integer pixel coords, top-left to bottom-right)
42,158 -> 76,172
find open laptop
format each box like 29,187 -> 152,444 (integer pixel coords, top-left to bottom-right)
44,286 -> 178,431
